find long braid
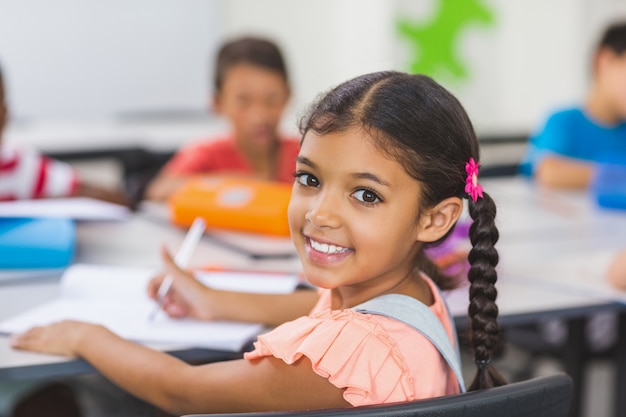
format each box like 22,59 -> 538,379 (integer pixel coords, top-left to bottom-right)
466,191 -> 506,390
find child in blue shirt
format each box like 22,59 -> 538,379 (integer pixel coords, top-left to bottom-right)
518,21 -> 626,364
520,21 -> 626,188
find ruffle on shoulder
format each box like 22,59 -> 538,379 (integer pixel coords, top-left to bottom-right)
244,310 -> 416,406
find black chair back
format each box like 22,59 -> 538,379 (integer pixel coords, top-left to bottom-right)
182,373 -> 573,417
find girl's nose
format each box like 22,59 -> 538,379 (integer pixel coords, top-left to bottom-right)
305,191 -> 341,229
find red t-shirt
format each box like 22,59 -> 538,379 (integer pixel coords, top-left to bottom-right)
163,136 -> 300,183
0,146 -> 78,201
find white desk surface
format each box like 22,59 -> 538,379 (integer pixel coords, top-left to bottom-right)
3,118 -> 229,153
483,176 -> 626,240
482,177 -> 626,301
1,178 -> 625,380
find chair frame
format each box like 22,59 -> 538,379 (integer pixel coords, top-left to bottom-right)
183,373 -> 573,417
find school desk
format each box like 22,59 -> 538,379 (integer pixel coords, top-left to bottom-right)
0,212 -> 617,417
0,180 -> 625,417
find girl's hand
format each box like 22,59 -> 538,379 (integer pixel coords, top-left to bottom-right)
9,320 -> 102,357
147,246 -> 215,320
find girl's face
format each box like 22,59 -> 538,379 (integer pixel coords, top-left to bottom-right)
288,128 -> 427,303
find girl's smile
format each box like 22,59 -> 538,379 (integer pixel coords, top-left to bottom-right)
304,236 -> 354,265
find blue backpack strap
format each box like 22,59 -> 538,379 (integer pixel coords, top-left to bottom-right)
353,293 -> 466,393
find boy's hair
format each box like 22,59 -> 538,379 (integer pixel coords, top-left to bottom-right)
213,36 -> 289,92
300,71 -> 506,392
598,21 -> 626,55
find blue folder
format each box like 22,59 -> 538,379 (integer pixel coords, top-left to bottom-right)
0,218 -> 75,269
592,163 -> 626,211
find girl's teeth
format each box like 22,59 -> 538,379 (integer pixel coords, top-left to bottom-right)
311,239 -> 348,254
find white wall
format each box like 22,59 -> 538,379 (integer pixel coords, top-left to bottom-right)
451,0 -> 626,135
2,0 -> 626,139
221,0 -> 398,132
0,0 -> 223,120
223,0 -> 626,136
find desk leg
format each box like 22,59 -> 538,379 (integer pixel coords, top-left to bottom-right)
564,317 -> 585,417
615,310 -> 626,417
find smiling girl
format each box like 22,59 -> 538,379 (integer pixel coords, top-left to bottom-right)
11,71 -> 505,415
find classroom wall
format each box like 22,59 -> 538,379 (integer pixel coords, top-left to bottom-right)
222,0 -> 626,137
2,0 -> 626,143
0,0 -> 223,120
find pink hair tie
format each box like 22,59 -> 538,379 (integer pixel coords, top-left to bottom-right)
465,158 -> 484,202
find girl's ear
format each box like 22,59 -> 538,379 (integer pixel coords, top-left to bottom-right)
415,197 -> 464,243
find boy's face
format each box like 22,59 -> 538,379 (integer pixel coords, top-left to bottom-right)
213,63 -> 290,153
597,49 -> 626,120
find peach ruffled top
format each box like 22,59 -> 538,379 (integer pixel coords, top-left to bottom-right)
244,276 -> 460,406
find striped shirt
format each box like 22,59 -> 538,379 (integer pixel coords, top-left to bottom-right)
0,146 -> 78,201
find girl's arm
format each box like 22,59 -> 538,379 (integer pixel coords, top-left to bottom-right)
148,247 -> 318,327
10,322 -> 348,415
192,288 -> 320,327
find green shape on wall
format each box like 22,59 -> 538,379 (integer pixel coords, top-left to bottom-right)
397,0 -> 495,81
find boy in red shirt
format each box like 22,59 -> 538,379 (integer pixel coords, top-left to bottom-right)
145,37 -> 299,201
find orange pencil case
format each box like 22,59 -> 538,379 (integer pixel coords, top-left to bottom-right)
168,177 -> 292,236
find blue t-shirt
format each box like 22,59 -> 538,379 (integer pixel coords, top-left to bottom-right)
520,108 -> 626,176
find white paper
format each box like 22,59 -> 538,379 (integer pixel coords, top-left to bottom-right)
0,264 -> 299,351
0,198 -> 131,221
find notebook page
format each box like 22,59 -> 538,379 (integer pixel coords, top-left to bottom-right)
0,298 -> 262,351
0,264 -> 299,351
59,264 -> 299,299
0,198 -> 131,221
195,270 -> 299,294
60,264 -> 158,301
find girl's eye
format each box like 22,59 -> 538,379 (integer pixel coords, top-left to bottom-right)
295,173 -> 320,188
353,189 -> 381,204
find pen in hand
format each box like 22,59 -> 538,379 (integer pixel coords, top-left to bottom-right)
149,217 -> 206,322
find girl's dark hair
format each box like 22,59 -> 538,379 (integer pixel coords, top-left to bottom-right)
598,21 -> 626,55
214,36 -> 289,92
299,71 -> 506,391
